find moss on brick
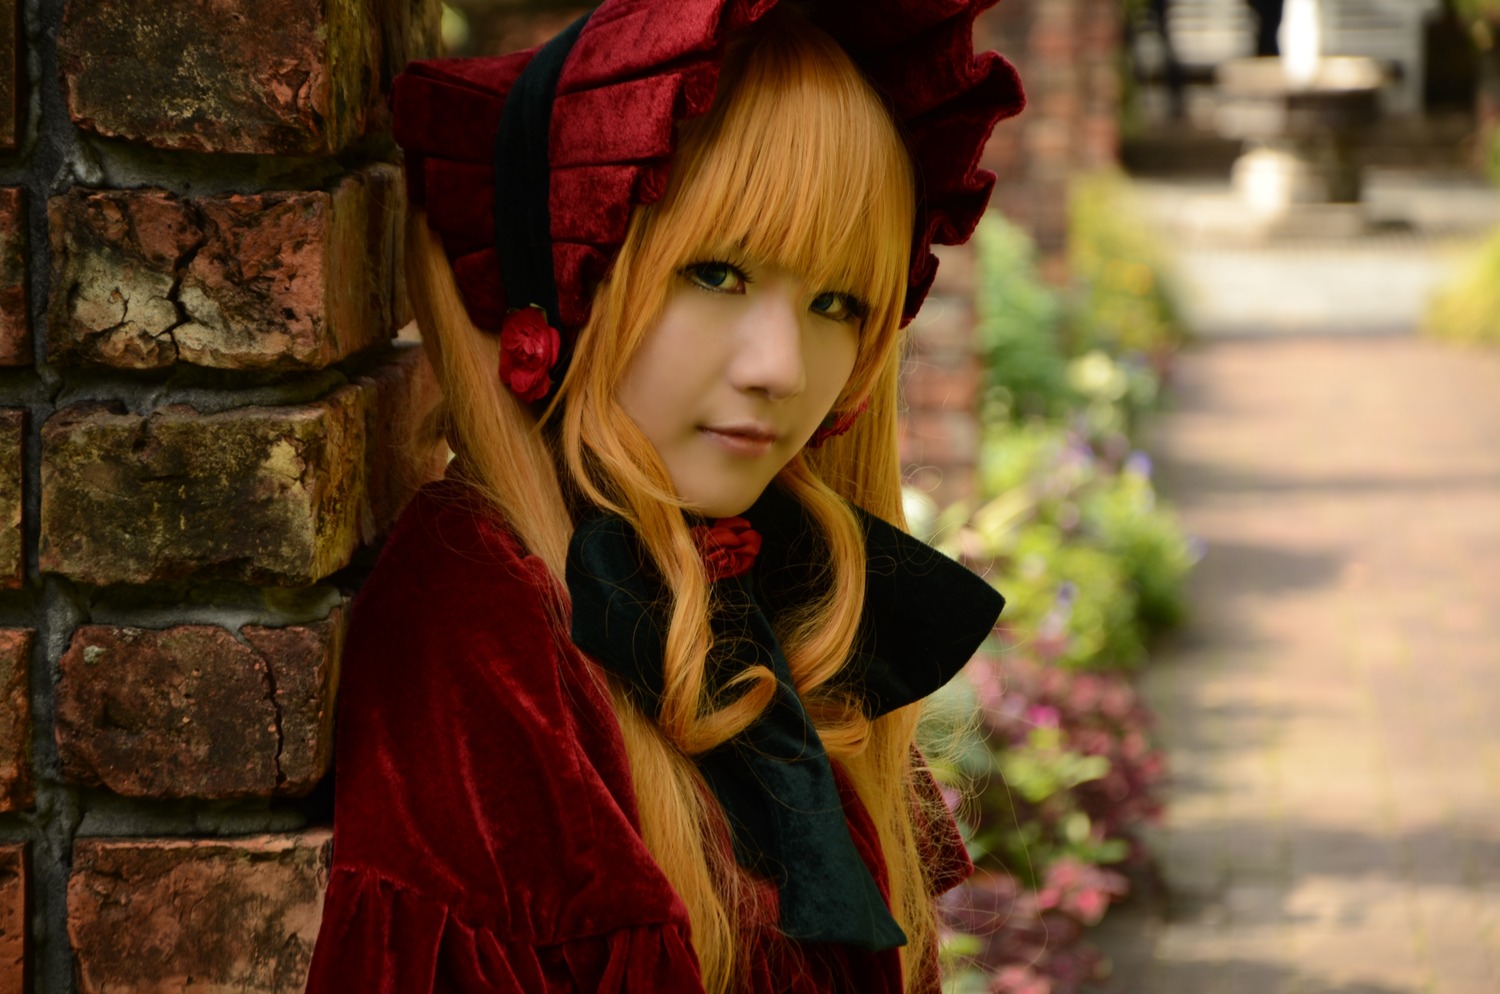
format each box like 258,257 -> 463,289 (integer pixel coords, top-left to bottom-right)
0,409 -> 22,589
40,391 -> 367,587
58,0 -> 375,154
0,187 -> 27,366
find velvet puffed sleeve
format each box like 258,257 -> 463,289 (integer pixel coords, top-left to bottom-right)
305,482 -> 705,993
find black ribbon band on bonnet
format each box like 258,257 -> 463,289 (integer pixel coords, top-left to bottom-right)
493,10 -> 593,350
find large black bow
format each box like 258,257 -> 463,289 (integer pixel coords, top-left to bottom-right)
565,485 -> 1004,950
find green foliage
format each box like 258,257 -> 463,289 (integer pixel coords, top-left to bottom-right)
1454,0 -> 1500,33
1068,172 -> 1186,358
1083,459 -> 1196,632
931,180 -> 1195,991
1067,347 -> 1162,442
1425,226 -> 1500,345
974,217 -> 1076,422
980,726 -> 1129,877
975,178 -> 1179,438
953,422 -> 1195,670
1005,523 -> 1144,670
1485,124 -> 1500,189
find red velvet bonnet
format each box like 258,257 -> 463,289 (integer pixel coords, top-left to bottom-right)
391,0 -> 1024,392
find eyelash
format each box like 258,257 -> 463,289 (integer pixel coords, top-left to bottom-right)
812,292 -> 867,324
679,261 -> 868,324
681,260 -> 753,294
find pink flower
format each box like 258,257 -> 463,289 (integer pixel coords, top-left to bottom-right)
1026,705 -> 1061,729
690,517 -> 762,582
498,306 -> 561,403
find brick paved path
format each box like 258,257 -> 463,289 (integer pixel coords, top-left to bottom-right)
1096,334 -> 1500,993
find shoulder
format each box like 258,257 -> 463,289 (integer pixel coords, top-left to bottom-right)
329,481 -> 683,942
364,478 -> 557,617
337,481 -> 578,742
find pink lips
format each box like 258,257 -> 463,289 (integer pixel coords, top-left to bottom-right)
700,422 -> 778,457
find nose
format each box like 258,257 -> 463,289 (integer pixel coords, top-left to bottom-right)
729,284 -> 805,400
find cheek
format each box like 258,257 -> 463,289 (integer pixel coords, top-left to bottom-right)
810,328 -> 861,407
616,307 -> 715,434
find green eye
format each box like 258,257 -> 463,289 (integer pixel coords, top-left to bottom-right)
683,262 -> 747,293
811,292 -> 865,323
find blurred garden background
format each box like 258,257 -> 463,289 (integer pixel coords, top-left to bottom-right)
457,2 -> 1500,991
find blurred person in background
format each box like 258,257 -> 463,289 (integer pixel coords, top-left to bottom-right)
1250,0 -> 1286,55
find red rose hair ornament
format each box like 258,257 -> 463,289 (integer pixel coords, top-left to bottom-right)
391,0 -> 1025,406
498,306 -> 562,403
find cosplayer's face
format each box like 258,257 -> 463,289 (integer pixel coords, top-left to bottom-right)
617,257 -> 864,518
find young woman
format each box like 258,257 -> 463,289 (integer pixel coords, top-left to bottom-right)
306,3 -> 1022,991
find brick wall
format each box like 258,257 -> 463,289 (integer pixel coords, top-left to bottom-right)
0,0 -> 443,990
901,0 -> 1123,505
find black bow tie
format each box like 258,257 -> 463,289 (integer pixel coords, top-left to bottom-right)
565,484 -> 1004,950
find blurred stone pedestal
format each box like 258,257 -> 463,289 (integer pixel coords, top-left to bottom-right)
1216,57 -> 1383,229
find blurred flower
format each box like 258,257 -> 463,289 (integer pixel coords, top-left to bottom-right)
1124,449 -> 1153,479
991,965 -> 1052,994
1026,705 -> 1061,729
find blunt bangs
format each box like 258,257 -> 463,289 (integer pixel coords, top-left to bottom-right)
629,11 -> 917,394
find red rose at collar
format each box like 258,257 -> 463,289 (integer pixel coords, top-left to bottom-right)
499,306 -> 561,403
691,517 -> 763,582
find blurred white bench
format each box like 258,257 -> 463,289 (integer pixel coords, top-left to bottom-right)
1163,0 -> 1442,114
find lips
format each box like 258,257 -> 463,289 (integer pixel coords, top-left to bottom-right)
699,421 -> 779,456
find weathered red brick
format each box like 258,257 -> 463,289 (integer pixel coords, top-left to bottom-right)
48,169 -> 402,372
367,0 -> 444,135
354,344 -> 443,541
0,0 -> 18,150
59,0 -> 376,155
0,187 -> 27,365
903,362 -> 981,412
40,391 -> 367,587
908,292 -> 978,356
0,843 -> 27,992
0,630 -> 33,812
242,617 -> 344,792
929,242 -> 977,298
56,611 -> 343,799
69,832 -> 330,994
45,189 -> 199,369
903,408 -> 980,473
0,409 -> 21,589
180,167 -> 402,371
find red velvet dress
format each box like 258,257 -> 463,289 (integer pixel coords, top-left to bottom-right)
305,481 -> 971,992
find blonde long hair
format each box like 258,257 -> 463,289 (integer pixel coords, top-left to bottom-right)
408,10 -> 946,991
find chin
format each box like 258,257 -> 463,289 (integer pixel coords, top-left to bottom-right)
689,497 -> 756,520
682,483 -> 766,521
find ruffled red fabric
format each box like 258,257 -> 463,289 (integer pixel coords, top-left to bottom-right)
308,870 -> 699,992
305,478 -> 973,992
391,0 -> 1023,333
